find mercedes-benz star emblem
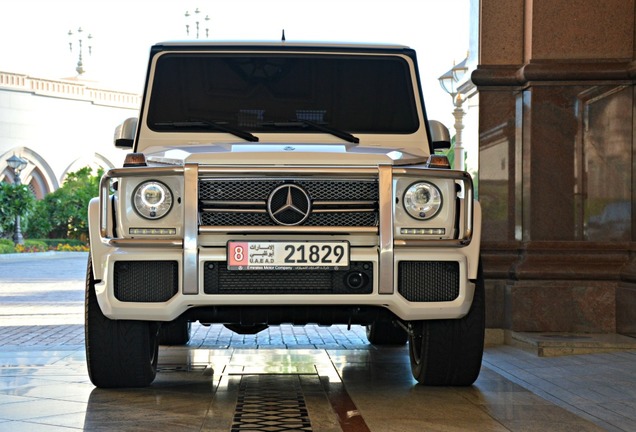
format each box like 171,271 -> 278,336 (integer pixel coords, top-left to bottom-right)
267,184 -> 311,226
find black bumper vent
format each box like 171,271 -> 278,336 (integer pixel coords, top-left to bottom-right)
398,261 -> 460,302
203,262 -> 373,295
114,261 -> 178,302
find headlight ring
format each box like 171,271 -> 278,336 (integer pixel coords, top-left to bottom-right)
403,181 -> 442,220
133,180 -> 173,220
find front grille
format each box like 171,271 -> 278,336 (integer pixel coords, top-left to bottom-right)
199,179 -> 378,201
203,261 -> 373,294
398,261 -> 459,302
199,178 -> 378,227
114,261 -> 178,302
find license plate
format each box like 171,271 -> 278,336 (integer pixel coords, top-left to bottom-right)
227,241 -> 349,270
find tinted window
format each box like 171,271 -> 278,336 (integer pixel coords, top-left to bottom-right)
147,53 -> 419,134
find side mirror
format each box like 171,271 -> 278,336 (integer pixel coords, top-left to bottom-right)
428,120 -> 451,151
114,117 -> 138,149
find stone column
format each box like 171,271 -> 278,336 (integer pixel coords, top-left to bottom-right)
474,0 -> 636,334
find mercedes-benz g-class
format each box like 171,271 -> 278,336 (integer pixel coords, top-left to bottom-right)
86,42 -> 483,388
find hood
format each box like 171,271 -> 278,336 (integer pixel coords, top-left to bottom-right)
143,141 -> 429,166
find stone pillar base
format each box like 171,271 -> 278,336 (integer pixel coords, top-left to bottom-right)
483,241 -> 631,334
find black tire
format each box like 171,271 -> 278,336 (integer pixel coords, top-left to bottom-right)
366,320 -> 408,345
408,262 -> 485,386
85,254 -> 159,388
158,320 -> 191,345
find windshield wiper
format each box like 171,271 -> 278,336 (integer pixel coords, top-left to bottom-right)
262,119 -> 359,144
154,120 -> 259,142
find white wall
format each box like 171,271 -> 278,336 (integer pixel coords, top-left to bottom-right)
0,72 -> 140,197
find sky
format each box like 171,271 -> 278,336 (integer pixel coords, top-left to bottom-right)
0,0 -> 470,126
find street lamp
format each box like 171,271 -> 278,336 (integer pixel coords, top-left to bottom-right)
438,56 -> 469,171
184,8 -> 210,39
6,155 -> 28,245
67,27 -> 93,75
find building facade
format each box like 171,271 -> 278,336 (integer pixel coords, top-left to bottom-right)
473,0 -> 636,338
0,71 -> 140,197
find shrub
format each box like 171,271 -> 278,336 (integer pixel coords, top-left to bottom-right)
0,239 -> 15,254
0,238 -> 88,253
15,240 -> 48,253
11,239 -> 89,253
25,167 -> 102,241
55,243 -> 89,252
25,239 -> 48,250
40,238 -> 87,248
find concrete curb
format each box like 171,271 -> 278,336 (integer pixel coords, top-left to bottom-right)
0,251 -> 88,261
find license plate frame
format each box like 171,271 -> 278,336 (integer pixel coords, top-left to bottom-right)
227,241 -> 350,271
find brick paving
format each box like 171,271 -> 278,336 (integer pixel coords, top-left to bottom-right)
0,322 -> 369,349
0,324 -> 85,347
189,323 -> 370,349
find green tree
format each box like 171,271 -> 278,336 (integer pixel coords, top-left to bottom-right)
25,197 -> 53,239
0,182 -> 35,239
26,167 -> 102,240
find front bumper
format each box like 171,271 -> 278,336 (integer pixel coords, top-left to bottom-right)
88,164 -> 481,323
90,244 -> 477,322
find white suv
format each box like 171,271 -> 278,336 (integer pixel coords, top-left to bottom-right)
86,42 -> 483,388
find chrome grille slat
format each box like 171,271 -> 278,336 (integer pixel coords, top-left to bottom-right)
199,226 -> 377,234
200,209 -> 268,214
200,200 -> 266,206
313,200 -> 377,206
312,208 -> 376,213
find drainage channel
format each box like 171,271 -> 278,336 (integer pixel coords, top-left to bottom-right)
229,373 -> 371,432
232,375 -> 312,431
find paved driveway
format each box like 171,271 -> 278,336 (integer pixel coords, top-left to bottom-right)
0,252 -> 86,327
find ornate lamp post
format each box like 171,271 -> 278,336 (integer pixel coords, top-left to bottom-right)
67,27 -> 93,75
6,155 -> 28,245
184,8 -> 210,39
438,56 -> 468,171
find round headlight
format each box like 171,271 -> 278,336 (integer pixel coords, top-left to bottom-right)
403,182 -> 442,220
133,181 -> 173,219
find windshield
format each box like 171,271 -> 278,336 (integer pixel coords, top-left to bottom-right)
146,52 -> 419,135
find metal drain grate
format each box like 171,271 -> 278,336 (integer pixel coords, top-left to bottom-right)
232,375 -> 312,431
